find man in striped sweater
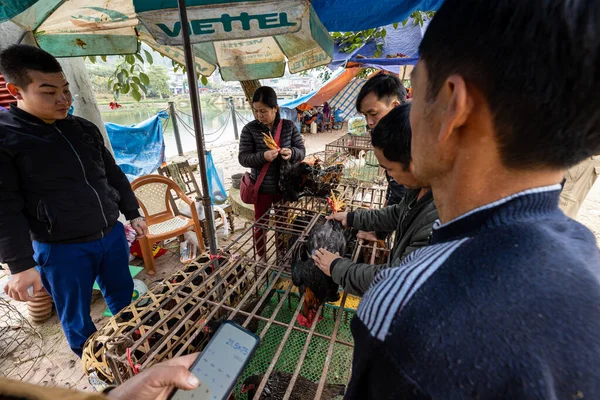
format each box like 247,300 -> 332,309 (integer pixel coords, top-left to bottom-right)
346,0 -> 600,398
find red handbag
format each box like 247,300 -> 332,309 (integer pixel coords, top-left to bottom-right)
240,120 -> 283,204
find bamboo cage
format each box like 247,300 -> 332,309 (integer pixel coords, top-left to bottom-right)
323,134 -> 387,185
83,203 -> 392,399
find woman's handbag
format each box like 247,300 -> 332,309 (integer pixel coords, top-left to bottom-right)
240,120 -> 283,204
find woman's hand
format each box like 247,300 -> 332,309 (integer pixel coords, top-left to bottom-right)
280,148 -> 292,161
264,149 -> 279,162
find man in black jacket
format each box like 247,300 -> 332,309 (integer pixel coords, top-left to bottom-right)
0,45 -> 148,356
313,104 -> 438,296
356,73 -> 408,208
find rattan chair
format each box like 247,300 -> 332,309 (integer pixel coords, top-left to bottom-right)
131,175 -> 205,274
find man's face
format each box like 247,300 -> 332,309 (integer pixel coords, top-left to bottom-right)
374,147 -> 420,189
360,92 -> 399,129
409,61 -> 446,186
7,70 -> 71,123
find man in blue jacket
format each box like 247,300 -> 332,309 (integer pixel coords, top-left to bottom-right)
0,45 -> 148,356
346,0 -> 600,398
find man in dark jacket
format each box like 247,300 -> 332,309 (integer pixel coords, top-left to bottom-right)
0,45 -> 147,356
313,104 -> 438,296
345,1 -> 600,398
355,73 -> 408,208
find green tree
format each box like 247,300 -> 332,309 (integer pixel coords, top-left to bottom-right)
145,65 -> 171,99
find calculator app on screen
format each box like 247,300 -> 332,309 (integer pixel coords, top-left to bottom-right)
169,322 -> 260,400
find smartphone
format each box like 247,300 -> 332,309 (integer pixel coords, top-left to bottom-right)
168,321 -> 260,400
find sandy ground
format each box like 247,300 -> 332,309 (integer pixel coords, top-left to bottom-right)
2,127 -> 600,392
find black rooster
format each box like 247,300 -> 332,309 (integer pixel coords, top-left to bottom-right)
241,372 -> 345,399
201,290 -> 274,334
279,160 -> 343,202
291,215 -> 346,328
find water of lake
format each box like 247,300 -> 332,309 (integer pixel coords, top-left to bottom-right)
101,104 -> 255,158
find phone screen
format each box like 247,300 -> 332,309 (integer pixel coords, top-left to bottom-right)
169,321 -> 260,400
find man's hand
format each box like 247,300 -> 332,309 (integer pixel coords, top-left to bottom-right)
312,248 -> 341,277
108,353 -> 200,400
264,149 -> 279,162
131,219 -> 149,238
4,268 -> 44,302
326,212 -> 349,228
356,231 -> 378,242
280,148 -> 292,161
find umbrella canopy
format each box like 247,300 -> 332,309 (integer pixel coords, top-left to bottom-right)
0,0 -> 334,81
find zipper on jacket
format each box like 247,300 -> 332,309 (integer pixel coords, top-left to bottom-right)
53,125 -> 108,237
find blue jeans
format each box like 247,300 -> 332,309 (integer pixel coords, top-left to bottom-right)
33,222 -> 133,357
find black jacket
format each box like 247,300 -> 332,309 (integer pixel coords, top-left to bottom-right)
385,171 -> 407,206
331,189 -> 438,296
0,106 -> 140,274
238,115 -> 305,195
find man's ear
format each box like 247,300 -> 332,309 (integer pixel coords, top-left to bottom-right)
391,99 -> 400,108
437,74 -> 473,144
6,82 -> 23,100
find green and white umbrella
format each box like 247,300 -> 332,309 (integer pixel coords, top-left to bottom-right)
0,0 -> 334,81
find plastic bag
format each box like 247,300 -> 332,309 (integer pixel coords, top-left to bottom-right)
206,151 -> 228,205
179,239 -> 197,264
348,116 -> 367,136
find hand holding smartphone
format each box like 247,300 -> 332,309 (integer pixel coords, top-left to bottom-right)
168,321 -> 260,400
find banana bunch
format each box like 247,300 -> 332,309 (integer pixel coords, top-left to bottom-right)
262,132 -> 280,150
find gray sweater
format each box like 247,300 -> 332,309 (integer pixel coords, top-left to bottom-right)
331,189 -> 438,296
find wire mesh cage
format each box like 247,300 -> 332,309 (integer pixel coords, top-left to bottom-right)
283,182 -> 388,215
0,297 -> 44,380
83,205 -> 362,399
324,134 -> 387,185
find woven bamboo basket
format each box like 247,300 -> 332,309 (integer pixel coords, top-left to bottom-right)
82,251 -> 244,384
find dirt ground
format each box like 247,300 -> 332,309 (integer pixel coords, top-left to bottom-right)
2,128 -> 600,392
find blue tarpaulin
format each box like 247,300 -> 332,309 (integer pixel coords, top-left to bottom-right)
314,0 -> 443,32
329,20 -> 428,73
106,111 -> 167,181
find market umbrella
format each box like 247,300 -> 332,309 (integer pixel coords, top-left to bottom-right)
0,0 -> 334,81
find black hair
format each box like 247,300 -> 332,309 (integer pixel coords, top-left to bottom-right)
419,0 -> 600,169
371,103 -> 412,170
355,73 -> 407,113
0,44 -> 62,88
252,86 -> 278,108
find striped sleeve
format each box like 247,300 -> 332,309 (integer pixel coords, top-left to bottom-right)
357,238 -> 469,341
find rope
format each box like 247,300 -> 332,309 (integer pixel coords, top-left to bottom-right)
178,107 -> 230,121
205,112 -> 232,143
161,115 -> 170,133
174,111 -> 231,143
235,110 -> 253,125
175,110 -> 230,137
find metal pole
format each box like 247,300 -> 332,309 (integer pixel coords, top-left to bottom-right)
229,97 -> 239,140
176,0 -> 219,258
168,101 -> 184,156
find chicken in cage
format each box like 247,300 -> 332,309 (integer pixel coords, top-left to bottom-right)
279,159 -> 344,202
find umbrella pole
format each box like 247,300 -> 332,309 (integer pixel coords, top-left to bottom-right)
176,0 -> 219,260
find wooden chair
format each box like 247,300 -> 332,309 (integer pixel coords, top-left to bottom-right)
157,160 -> 235,244
131,175 -> 205,275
